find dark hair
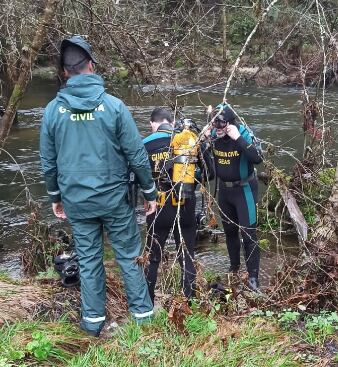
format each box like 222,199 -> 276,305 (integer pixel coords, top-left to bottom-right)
62,44 -> 90,75
150,107 -> 173,123
219,107 -> 236,123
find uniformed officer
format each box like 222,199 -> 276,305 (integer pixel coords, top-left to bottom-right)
210,104 -> 262,291
143,108 -> 214,304
40,36 -> 157,336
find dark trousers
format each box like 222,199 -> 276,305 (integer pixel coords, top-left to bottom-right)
218,179 -> 260,278
145,194 -> 196,304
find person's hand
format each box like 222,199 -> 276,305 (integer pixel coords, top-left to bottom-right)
226,124 -> 240,140
144,200 -> 157,216
52,202 -> 67,219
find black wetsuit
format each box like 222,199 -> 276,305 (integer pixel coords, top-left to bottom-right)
143,124 -> 213,303
213,123 -> 262,278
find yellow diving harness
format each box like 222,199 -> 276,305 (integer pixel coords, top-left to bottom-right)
156,119 -> 199,207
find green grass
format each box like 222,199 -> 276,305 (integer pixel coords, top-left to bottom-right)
103,243 -> 115,261
0,311 -> 305,367
224,320 -> 296,367
184,312 -> 217,336
203,269 -> 221,283
0,317 -> 92,366
0,309 -> 337,366
35,267 -> 60,280
0,271 -> 14,283
302,312 -> 338,347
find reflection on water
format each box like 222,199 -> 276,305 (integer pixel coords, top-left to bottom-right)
0,78 -> 336,279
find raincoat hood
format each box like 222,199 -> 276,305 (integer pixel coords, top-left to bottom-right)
56,74 -> 105,112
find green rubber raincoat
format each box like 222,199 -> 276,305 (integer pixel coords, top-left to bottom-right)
40,74 -> 156,334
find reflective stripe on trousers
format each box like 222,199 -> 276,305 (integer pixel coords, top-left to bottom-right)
83,316 -> 106,323
68,201 -> 154,330
133,309 -> 154,319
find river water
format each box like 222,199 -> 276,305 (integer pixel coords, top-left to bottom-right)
0,78 -> 336,282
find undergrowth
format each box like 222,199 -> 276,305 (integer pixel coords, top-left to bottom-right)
1,306 -> 337,367
0,271 -> 13,282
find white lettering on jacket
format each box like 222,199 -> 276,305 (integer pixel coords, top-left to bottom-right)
58,103 -> 106,121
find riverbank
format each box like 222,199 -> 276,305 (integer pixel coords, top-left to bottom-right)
0,315 -> 307,366
0,284 -> 337,366
4,0 -> 337,111
31,64 -> 291,88
0,271 -> 337,367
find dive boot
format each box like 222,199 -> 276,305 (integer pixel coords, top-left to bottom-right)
228,265 -> 240,274
247,277 -> 259,291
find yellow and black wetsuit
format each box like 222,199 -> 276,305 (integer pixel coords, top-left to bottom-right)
213,123 -> 262,278
143,123 -> 213,303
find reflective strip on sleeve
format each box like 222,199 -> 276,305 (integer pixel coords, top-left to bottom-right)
82,316 -> 106,323
134,309 -> 154,319
140,183 -> 156,194
47,190 -> 61,195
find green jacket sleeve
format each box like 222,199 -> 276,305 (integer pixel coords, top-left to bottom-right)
39,107 -> 61,203
117,102 -> 157,201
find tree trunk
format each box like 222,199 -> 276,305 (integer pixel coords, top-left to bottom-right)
265,161 -> 308,243
0,36 -> 20,124
275,176 -> 308,244
222,2 -> 227,72
0,0 -> 61,147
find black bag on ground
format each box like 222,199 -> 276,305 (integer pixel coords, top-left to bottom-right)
54,252 -> 80,287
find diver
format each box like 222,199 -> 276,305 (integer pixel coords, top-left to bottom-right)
208,104 -> 262,291
143,107 -> 214,304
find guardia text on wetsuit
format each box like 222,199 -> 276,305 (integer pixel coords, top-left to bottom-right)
143,123 -> 214,303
